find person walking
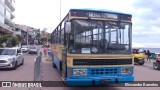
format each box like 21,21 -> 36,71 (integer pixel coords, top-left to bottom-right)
43,45 -> 48,57
143,50 -> 147,60
146,50 -> 151,62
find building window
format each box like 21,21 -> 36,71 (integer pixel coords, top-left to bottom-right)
5,10 -> 11,19
1,0 -> 5,3
0,4 -> 5,15
0,15 -> 4,23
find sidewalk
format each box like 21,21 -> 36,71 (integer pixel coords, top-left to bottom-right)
37,51 -> 64,90
41,54 -> 62,81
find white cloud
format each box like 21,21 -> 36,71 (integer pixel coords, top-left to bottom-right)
132,42 -> 146,48
14,0 -> 160,47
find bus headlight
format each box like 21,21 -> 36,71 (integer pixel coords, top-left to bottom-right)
73,69 -> 87,76
121,67 -> 133,75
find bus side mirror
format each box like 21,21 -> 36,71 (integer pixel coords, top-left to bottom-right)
65,22 -> 71,33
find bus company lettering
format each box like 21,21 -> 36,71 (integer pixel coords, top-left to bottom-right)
88,12 -> 118,19
12,82 -> 42,87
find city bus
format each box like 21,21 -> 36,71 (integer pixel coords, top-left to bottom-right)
51,8 -> 134,86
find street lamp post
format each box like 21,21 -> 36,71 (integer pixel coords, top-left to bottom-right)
60,0 -> 61,21
27,29 -> 28,46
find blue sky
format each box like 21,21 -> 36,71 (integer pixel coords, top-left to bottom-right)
14,0 -> 160,48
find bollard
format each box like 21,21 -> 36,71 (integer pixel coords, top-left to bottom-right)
34,51 -> 42,81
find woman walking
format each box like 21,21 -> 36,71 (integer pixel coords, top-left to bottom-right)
43,45 -> 48,57
146,50 -> 151,62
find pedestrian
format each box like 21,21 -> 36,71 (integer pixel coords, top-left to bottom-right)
43,45 -> 48,57
143,50 -> 147,61
136,49 -> 139,54
146,50 -> 151,62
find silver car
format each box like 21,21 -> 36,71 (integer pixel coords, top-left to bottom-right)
0,47 -> 24,69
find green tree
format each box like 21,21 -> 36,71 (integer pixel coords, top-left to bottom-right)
11,36 -> 18,47
16,35 -> 22,46
35,32 -> 41,44
47,33 -> 51,43
0,34 -> 12,43
0,34 -> 19,47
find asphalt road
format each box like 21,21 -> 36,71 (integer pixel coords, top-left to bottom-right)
0,53 -> 37,81
0,47 -> 160,90
0,45 -> 41,90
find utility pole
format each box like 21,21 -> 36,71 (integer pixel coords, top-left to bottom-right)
27,29 -> 28,46
60,0 -> 61,21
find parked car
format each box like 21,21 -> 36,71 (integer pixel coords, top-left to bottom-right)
21,45 -> 29,52
153,53 -> 160,70
28,45 -> 38,54
0,47 -> 24,69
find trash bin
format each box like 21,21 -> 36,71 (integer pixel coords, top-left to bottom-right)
150,53 -> 155,59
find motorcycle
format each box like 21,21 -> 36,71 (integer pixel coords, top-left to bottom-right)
153,53 -> 160,70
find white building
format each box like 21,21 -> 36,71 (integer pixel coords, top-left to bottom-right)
0,0 -> 15,37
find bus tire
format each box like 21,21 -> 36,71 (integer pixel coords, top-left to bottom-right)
53,63 -> 56,68
13,61 -> 18,70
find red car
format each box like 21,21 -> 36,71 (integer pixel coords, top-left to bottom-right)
153,53 -> 160,70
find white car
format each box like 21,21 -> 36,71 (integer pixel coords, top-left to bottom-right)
28,45 -> 38,54
0,47 -> 24,69
21,45 -> 29,52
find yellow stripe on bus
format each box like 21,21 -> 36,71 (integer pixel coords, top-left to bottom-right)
67,65 -> 134,68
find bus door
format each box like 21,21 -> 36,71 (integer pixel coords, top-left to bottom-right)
61,48 -> 67,80
62,21 -> 71,80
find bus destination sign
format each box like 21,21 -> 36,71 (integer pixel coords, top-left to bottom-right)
87,12 -> 118,19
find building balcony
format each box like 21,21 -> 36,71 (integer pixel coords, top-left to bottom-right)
5,0 -> 15,12
5,0 -> 10,7
9,20 -> 15,28
11,13 -> 15,19
4,16 -> 15,26
0,22 -> 14,34
9,3 -> 15,12
14,30 -> 21,35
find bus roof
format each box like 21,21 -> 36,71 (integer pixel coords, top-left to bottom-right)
69,8 -> 131,16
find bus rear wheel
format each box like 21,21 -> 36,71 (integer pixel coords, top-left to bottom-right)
53,63 -> 56,68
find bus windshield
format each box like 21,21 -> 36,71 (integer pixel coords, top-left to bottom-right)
68,20 -> 131,54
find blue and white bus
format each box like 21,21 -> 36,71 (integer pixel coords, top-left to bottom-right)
51,8 -> 134,86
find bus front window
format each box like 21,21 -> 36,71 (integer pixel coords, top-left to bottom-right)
105,22 -> 131,54
68,20 -> 131,54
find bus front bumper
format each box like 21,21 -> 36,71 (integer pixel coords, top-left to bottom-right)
66,76 -> 134,86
